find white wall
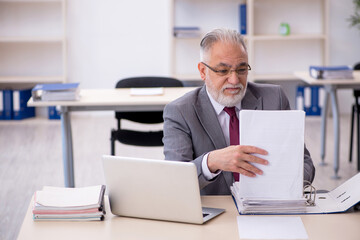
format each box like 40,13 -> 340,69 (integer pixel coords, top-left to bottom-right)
329,0 -> 360,114
67,0 -> 172,89
66,0 -> 360,113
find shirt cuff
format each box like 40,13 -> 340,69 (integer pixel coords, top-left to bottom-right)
202,152 -> 222,180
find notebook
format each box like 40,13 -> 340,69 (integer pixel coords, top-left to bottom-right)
102,155 -> 225,224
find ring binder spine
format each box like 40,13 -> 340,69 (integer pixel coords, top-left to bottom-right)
303,180 -> 316,206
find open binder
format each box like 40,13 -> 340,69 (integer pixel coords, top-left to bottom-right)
232,110 -> 360,215
231,172 -> 360,215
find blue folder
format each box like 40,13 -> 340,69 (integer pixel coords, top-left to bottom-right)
32,82 -> 79,92
48,106 -> 61,120
13,88 -> 35,120
239,4 -> 247,34
296,86 -> 322,116
1,90 -> 13,120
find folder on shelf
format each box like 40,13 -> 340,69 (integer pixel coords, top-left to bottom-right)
309,86 -> 321,115
48,106 -> 61,120
0,89 -> 13,120
309,65 -> 353,79
296,86 -> 322,116
32,82 -> 80,101
13,88 -> 35,120
0,90 -> 4,119
173,27 -> 201,38
239,3 -> 247,34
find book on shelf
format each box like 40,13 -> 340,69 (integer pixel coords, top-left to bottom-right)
32,82 -> 80,101
239,2 -> 247,34
173,27 -> 201,38
33,185 -> 106,221
309,65 -> 354,79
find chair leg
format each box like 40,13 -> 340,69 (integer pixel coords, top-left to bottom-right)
111,141 -> 115,156
111,131 -> 115,156
357,104 -> 360,171
350,105 -> 355,163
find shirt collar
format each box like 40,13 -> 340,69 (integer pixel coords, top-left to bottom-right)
205,87 -> 241,115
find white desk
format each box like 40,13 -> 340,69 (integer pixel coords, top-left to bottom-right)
28,87 -> 197,187
294,71 -> 360,178
17,196 -> 360,240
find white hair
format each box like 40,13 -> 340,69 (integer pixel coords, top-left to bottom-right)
199,28 -> 247,61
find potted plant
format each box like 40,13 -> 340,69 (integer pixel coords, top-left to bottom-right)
349,0 -> 360,31
349,0 -> 360,70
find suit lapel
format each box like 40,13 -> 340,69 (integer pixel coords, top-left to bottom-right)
194,85 -> 263,145
193,87 -> 233,188
241,86 -> 263,110
193,85 -> 264,188
193,86 -> 227,150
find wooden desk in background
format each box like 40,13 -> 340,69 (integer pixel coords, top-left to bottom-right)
294,71 -> 360,179
27,87 -> 197,187
17,196 -> 360,240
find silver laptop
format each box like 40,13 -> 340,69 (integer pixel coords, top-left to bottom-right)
102,155 -> 225,224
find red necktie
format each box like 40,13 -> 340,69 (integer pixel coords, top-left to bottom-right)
224,107 -> 240,181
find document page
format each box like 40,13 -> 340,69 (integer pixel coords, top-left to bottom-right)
237,216 -> 308,239
130,87 -> 164,96
36,185 -> 104,208
238,110 -> 305,200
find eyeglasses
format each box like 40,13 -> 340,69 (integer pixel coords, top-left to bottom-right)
201,62 -> 251,77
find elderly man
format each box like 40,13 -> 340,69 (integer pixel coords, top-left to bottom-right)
163,28 -> 315,195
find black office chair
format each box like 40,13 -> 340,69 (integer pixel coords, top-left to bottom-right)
349,63 -> 360,171
110,76 -> 183,155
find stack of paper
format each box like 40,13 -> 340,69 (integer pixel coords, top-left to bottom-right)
32,83 -> 80,101
309,65 -> 353,79
232,181 -> 307,214
231,110 -> 308,214
33,185 -> 106,221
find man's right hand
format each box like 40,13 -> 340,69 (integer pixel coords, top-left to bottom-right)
207,145 -> 268,177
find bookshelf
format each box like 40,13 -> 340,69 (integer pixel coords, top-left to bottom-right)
171,0 -> 329,82
246,0 -> 329,82
0,0 -> 67,86
171,0 -> 241,81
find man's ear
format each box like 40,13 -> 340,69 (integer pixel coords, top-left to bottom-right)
198,62 -> 206,81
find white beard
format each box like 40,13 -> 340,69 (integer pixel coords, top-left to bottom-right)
206,80 -> 248,107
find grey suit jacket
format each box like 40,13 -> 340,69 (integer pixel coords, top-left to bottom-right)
163,82 -> 315,195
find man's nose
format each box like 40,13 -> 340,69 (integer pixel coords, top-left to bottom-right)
227,70 -> 241,85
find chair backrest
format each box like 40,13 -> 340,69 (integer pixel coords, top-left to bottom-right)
354,63 -> 360,70
115,77 -> 183,124
116,76 -> 183,88
354,63 -> 360,99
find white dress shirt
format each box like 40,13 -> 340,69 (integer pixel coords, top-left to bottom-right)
201,89 -> 241,180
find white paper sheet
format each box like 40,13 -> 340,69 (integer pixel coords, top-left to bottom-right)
237,216 -> 308,239
238,110 -> 305,199
130,87 -> 164,96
